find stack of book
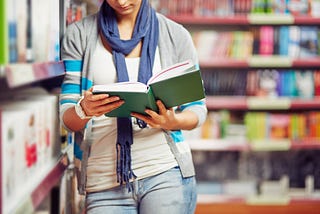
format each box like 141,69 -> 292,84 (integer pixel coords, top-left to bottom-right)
1,88 -> 59,213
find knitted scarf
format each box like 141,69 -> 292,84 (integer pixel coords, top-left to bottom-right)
98,0 -> 159,191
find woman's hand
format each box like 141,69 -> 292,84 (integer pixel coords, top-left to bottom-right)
63,88 -> 125,132
80,88 -> 125,117
131,100 -> 198,131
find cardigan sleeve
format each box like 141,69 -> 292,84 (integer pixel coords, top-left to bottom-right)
59,22 -> 85,132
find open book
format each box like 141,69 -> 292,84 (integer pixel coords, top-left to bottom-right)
92,60 -> 205,117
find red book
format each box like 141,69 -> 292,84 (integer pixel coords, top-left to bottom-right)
314,70 -> 320,96
259,26 -> 274,55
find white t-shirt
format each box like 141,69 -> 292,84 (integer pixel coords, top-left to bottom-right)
86,37 -> 178,192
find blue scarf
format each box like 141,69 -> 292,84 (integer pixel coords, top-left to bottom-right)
98,0 -> 159,191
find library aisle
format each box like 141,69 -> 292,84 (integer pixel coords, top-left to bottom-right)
153,0 -> 320,213
1,0 -> 320,213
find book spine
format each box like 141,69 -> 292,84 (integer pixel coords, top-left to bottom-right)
295,70 -> 314,98
16,0 -> 28,62
299,26 -> 318,58
318,30 -> 320,56
273,0 -> 287,14
26,0 -> 33,62
0,109 -> 2,214
298,114 -> 307,139
259,26 -> 274,55
311,0 -> 320,17
314,70 -> 320,96
273,26 -> 279,55
8,0 -> 18,63
0,0 -> 8,65
288,26 -> 300,58
279,26 -> 289,56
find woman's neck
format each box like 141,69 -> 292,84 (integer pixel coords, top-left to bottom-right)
117,17 -> 136,40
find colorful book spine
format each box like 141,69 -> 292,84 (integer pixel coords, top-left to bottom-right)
0,0 -> 8,65
7,0 -> 18,63
287,0 -> 309,16
314,70 -> 320,96
295,70 -> 314,98
269,114 -> 290,139
251,0 -> 265,13
308,112 -> 320,139
273,0 -> 287,14
279,26 -> 289,56
259,26 -> 274,55
299,26 -> 318,58
318,31 -> 320,55
288,26 -> 300,58
26,0 -> 33,62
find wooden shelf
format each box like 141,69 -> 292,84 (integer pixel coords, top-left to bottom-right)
4,61 -> 65,88
200,58 -> 248,69
188,139 -> 250,151
205,96 -> 320,110
188,139 -> 320,152
168,15 -> 248,25
200,56 -> 320,69
31,155 -> 68,209
195,194 -> 320,214
168,14 -> 320,25
3,155 -> 68,214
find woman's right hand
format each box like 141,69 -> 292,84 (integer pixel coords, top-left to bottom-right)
80,88 -> 125,117
63,88 -> 125,131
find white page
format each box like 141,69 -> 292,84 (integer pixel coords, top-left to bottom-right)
93,82 -> 148,93
147,60 -> 195,84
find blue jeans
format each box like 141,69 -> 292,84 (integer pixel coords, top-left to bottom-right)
86,167 -> 197,214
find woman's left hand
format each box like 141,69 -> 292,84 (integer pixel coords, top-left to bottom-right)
131,100 -> 179,130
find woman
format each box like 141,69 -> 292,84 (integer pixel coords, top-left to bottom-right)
59,0 -> 207,213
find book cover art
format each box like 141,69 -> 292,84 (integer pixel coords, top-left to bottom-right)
257,69 -> 279,97
268,114 -> 290,139
299,26 -> 318,58
1,108 -> 32,214
295,70 -> 314,98
287,0 -> 309,15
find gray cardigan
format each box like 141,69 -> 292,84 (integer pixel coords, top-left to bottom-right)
60,12 -> 207,195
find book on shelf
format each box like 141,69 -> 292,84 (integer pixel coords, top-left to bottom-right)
0,92 -> 58,214
92,60 -> 206,117
314,70 -> 320,96
0,0 -> 8,65
299,26 -> 318,58
259,26 -> 274,55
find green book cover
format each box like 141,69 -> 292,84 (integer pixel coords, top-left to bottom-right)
100,89 -> 158,117
0,0 -> 8,65
92,60 -> 206,117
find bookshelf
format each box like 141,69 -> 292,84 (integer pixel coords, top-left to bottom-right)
0,0 -> 70,213
166,14 -> 320,25
4,62 -> 65,88
153,0 -> 320,213
205,96 -> 320,110
199,56 -> 320,69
